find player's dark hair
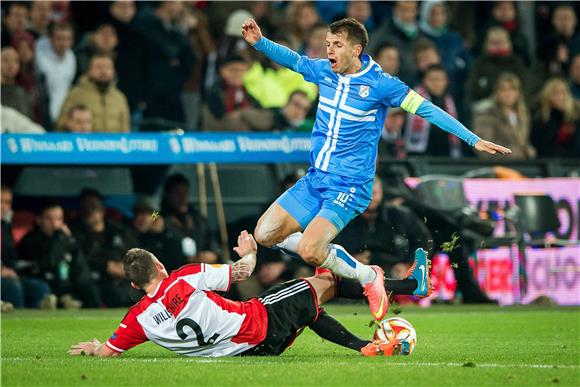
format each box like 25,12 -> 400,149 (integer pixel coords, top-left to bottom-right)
329,17 -> 368,55
123,248 -> 157,288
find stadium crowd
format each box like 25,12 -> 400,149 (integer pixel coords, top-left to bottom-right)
2,1 -> 580,310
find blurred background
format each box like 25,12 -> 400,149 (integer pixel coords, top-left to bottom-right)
1,0 -> 579,311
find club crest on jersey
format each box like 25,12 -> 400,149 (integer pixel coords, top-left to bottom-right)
359,85 -> 370,98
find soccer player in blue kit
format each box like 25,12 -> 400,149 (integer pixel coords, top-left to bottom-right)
242,18 -> 511,321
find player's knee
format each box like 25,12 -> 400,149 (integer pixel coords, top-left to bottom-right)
297,242 -> 325,266
254,222 -> 281,247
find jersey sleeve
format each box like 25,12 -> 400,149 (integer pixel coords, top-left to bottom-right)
176,263 -> 231,292
377,74 -> 411,108
253,37 -> 324,84
105,308 -> 148,353
200,263 -> 231,292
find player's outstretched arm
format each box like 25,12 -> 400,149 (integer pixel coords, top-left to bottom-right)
400,91 -> 512,156
231,230 -> 257,283
242,18 -> 303,72
68,338 -> 119,357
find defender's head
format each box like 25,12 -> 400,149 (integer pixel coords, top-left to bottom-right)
123,248 -> 168,290
326,17 -> 368,74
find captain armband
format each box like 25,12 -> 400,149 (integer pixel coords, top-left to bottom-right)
400,90 -> 426,114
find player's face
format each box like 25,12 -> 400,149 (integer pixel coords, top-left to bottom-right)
326,32 -> 362,74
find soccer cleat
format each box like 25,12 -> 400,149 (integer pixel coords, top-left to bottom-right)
361,339 -> 402,357
406,248 -> 432,297
363,265 -> 389,321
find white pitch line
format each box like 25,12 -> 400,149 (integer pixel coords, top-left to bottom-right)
2,357 -> 579,369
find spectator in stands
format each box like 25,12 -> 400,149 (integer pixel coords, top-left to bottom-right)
570,54 -> 580,99
369,1 -> 424,84
57,53 -> 130,133
286,2 -> 320,52
135,0 -> 195,129
475,1 -> 531,65
1,47 -> 32,118
346,1 -> 374,32
127,196 -> 171,269
0,105 -> 45,133
269,90 -> 313,132
412,39 -> 441,86
18,201 -> 101,308
10,31 -> 46,124
183,5 -> 216,130
202,54 -> 271,131
473,73 -> 535,160
374,43 -> 400,76
249,1 -> 278,38
405,64 -> 464,158
1,2 -> 29,47
468,26 -> 527,103
334,175 -> 430,276
538,4 -> 579,70
35,22 -> 76,127
218,9 -> 255,65
75,23 -> 119,77
244,35 -> 318,109
1,185 -> 54,309
418,1 -> 471,113
160,174 -> 219,270
63,104 -> 94,133
70,189 -> 138,307
532,78 -> 580,158
379,108 -> 406,159
108,1 -> 147,124
303,23 -> 328,59
28,1 -> 53,39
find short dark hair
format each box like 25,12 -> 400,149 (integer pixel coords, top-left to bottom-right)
163,173 -> 190,194
67,104 -> 90,118
329,17 -> 368,52
89,52 -> 115,66
414,39 -> 437,56
6,1 -> 30,15
48,22 -> 74,37
288,89 -> 309,102
123,248 -> 157,288
424,63 -> 447,76
373,42 -> 398,58
38,200 -> 62,215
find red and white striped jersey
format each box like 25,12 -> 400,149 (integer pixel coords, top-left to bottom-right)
105,263 -> 268,357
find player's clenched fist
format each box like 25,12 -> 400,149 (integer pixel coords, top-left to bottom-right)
241,18 -> 262,45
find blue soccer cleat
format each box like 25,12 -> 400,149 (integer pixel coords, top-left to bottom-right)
406,248 -> 432,297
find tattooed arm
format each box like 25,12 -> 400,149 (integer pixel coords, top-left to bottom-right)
231,230 -> 258,283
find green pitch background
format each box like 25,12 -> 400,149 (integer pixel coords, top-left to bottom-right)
2,305 -> 579,386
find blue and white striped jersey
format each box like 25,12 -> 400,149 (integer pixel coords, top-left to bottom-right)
253,38 -> 480,181
295,54 -> 408,179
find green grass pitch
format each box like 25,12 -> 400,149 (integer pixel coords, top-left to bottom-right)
2,304 -> 579,386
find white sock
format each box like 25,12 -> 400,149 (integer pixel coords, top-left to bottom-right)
273,232 -> 302,254
320,244 -> 376,285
